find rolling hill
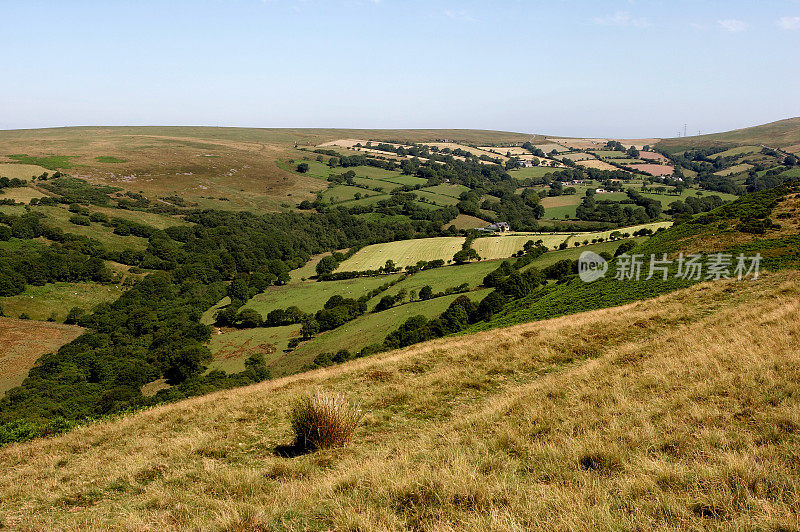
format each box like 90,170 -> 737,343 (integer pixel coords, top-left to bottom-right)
0,268 -> 796,530
657,116 -> 800,152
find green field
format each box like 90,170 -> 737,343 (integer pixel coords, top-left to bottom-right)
320,185 -> 383,203
33,205 -> 150,251
278,288 -> 492,375
714,163 -> 753,176
242,274 -> 403,318
372,261 -> 502,304
352,176 -> 401,192
336,237 -> 466,271
420,183 -> 470,198
0,282 -> 124,322
508,166 -> 560,178
709,145 -> 761,158
521,238 -> 647,271
6,154 -> 77,170
414,189 -> 460,206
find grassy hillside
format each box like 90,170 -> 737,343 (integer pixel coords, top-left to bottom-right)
475,180 -> 799,333
657,116 -> 800,152
0,127 -> 533,213
0,271 -> 796,530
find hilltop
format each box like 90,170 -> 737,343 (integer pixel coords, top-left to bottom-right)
657,116 -> 800,152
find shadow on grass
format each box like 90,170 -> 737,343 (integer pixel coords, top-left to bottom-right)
272,443 -> 312,458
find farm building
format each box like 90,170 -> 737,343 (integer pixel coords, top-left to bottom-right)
487,222 -> 510,232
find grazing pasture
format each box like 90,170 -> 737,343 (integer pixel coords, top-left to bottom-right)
375,261 -> 502,302
414,190 -> 460,206
242,275 -> 403,318
208,324 -> 301,373
708,145 -> 761,158
0,317 -> 84,394
714,163 -> 753,176
508,166 -> 560,178
282,288 -> 493,375
0,282 -> 124,322
444,214 -> 489,230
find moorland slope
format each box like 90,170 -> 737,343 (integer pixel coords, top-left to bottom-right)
0,269 -> 797,530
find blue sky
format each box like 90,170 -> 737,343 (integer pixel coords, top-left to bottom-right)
1,0 -> 799,137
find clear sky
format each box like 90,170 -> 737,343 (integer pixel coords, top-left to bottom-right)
1,0 -> 799,137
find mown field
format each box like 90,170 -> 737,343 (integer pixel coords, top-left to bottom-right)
335,223 -> 671,271
0,317 -> 84,394
0,282 -> 124,322
336,237 -> 466,271
2,272 -> 796,529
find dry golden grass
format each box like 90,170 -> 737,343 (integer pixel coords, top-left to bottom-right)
0,272 -> 798,530
0,127 -> 534,213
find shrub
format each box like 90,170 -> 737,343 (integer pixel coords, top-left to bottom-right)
289,390 -> 362,451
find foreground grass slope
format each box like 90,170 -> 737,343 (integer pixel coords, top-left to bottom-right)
1,271 -> 798,530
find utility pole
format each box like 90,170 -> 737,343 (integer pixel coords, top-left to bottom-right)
684,124 -> 687,137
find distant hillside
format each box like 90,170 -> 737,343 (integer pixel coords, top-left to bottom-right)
474,180 -> 800,332
657,116 -> 800,152
0,127 -> 534,213
0,268 -> 797,530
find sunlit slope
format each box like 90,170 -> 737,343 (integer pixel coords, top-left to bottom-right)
0,270 -> 797,530
657,116 -> 800,152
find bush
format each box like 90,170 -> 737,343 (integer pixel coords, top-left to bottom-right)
289,390 -> 362,451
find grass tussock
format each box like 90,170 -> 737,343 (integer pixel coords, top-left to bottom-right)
289,390 -> 362,452
0,271 -> 798,530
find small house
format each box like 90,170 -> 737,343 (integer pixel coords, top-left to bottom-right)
488,222 -> 510,232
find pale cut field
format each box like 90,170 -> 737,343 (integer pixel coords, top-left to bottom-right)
443,214 -> 489,230
421,142 -> 508,161
626,163 -> 674,177
473,234 -> 573,258
547,138 -> 607,150
0,317 -> 84,394
336,237 -> 466,271
639,151 -> 669,162
786,144 -> 800,154
0,272 -> 796,530
577,159 -> 619,171
0,163 -> 51,180
478,146 -> 529,156
0,185 -> 48,204
558,152 -> 596,162
617,138 -> 661,150
532,142 -> 569,153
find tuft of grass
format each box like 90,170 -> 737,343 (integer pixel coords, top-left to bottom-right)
289,390 -> 362,451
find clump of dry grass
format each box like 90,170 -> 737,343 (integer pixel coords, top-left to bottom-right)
289,390 -> 362,451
